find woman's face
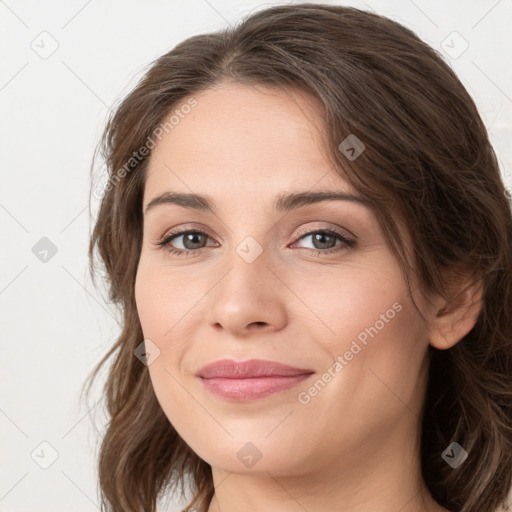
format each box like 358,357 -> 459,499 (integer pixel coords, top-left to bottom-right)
135,82 -> 432,476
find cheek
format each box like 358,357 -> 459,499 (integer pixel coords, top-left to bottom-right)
296,261 -> 427,413
134,262 -> 204,346
293,261 -> 409,351
302,279 -> 428,436
134,262 -> 208,412
135,266 -> 201,442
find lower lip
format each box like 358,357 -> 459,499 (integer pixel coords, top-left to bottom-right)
199,374 -> 313,401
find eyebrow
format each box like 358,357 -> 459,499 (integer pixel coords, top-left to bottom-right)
143,190 -> 370,215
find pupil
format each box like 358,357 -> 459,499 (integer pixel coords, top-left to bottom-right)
313,232 -> 335,249
183,232 -> 205,249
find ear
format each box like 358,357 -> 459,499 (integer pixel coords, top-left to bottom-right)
429,270 -> 484,350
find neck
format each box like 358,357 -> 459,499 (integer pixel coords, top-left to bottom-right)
206,415 -> 447,512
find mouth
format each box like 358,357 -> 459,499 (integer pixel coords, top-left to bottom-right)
196,358 -> 315,401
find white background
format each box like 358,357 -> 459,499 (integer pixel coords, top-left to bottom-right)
1,0 -> 511,511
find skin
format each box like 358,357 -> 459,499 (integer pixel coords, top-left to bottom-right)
135,82 -> 482,512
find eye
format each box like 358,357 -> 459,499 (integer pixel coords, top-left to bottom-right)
156,229 -> 217,256
291,227 -> 356,255
155,226 -> 356,257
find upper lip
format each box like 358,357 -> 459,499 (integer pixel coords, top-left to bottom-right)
196,359 -> 314,379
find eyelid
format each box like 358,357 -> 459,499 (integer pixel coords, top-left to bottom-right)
155,222 -> 354,246
156,223 -> 217,243
153,229 -> 356,263
292,223 -> 355,242
289,226 -> 356,253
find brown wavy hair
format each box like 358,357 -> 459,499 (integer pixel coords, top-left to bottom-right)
84,3 -> 512,512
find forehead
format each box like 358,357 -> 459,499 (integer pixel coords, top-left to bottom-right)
144,82 -> 356,201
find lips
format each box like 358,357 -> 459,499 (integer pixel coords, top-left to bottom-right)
196,358 -> 313,379
196,359 -> 315,401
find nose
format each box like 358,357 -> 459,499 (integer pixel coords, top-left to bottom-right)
205,243 -> 288,338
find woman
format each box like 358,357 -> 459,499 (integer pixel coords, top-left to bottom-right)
85,3 -> 512,511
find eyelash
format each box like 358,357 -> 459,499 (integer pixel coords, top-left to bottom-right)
155,226 -> 356,257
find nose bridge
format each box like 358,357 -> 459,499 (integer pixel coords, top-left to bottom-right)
220,203 -> 275,276
226,209 -> 284,284
223,231 -> 273,297
205,227 -> 287,335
